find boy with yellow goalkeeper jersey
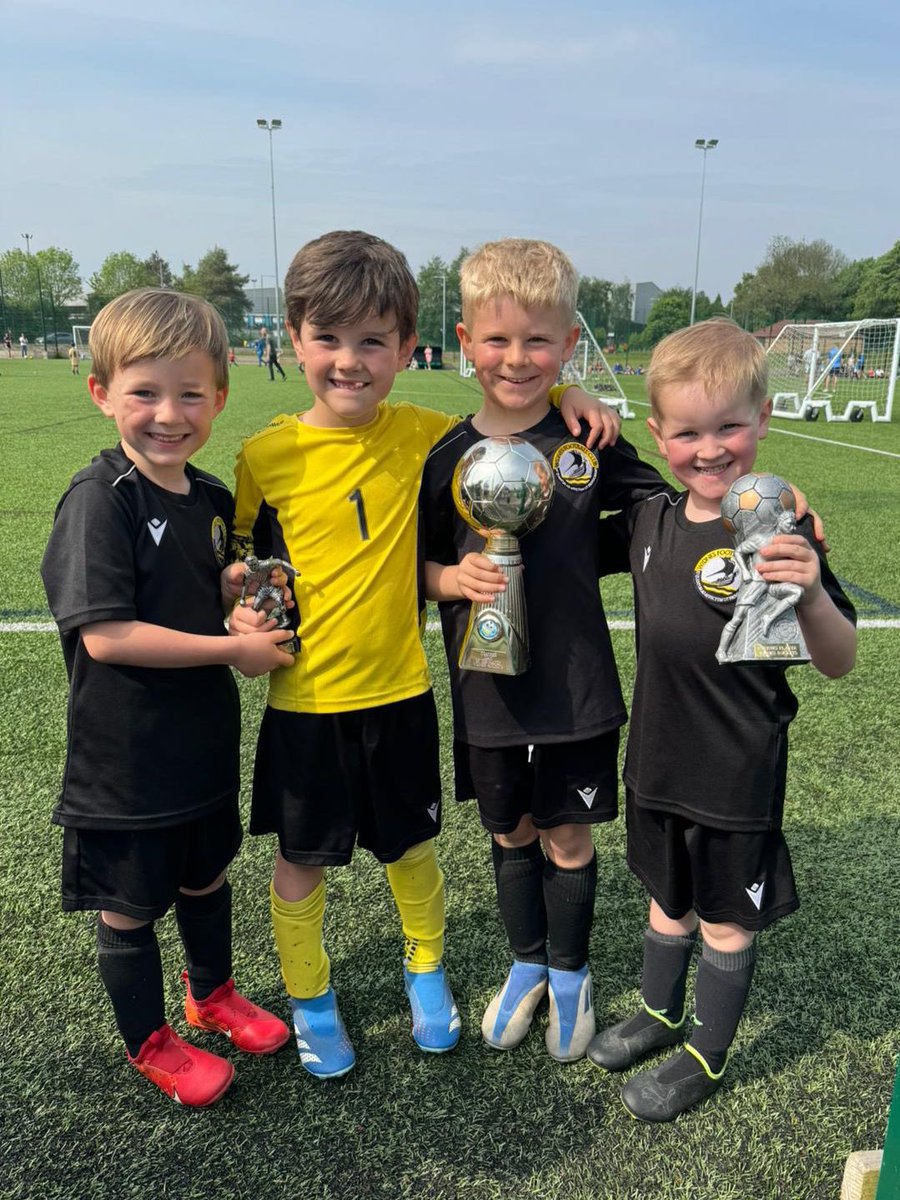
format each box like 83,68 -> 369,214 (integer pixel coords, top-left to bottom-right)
229,230 -> 618,1077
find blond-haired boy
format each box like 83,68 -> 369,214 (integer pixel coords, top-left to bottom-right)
420,239 -> 669,1062
229,231 -> 615,1079
41,288 -> 294,1107
587,318 -> 857,1120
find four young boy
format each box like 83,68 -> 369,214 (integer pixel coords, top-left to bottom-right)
42,231 -> 856,1121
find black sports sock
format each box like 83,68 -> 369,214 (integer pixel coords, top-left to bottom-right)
544,852 -> 597,971
96,917 -> 165,1058
491,839 -> 548,965
642,926 -> 696,1019
175,880 -> 233,1001
688,941 -> 757,1074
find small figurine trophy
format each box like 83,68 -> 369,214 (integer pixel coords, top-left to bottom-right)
240,555 -> 301,655
716,473 -> 810,665
452,436 -> 555,675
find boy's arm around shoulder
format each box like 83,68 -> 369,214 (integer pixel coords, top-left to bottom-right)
756,521 -> 856,678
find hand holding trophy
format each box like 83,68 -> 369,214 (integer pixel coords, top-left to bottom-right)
240,555 -> 301,655
716,473 -> 810,665
452,436 -> 555,675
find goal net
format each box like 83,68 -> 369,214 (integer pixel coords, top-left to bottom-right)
767,319 -> 899,422
72,325 -> 92,360
458,310 -> 634,416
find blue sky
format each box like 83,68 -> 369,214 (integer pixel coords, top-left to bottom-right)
5,0 -> 899,300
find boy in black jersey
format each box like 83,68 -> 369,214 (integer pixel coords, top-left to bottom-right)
41,289 -> 295,1107
587,318 -> 857,1120
421,239 -> 668,1062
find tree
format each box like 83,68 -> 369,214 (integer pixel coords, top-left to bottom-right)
850,243 -> 900,318
730,236 -> 849,327
0,246 -> 81,340
88,251 -> 155,315
416,256 -> 448,347
633,287 -> 718,347
577,277 -> 612,339
144,251 -> 174,289
177,247 -> 250,335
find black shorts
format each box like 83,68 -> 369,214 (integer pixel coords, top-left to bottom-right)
250,691 -> 442,865
61,797 -> 243,922
454,731 -> 619,834
626,796 -> 799,932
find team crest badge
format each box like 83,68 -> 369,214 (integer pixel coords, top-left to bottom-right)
211,516 -> 227,566
693,548 -> 738,603
551,442 -> 598,491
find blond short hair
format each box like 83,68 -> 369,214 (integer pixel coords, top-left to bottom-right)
459,239 -> 578,325
284,231 -> 419,343
89,288 -> 230,388
647,318 -> 768,419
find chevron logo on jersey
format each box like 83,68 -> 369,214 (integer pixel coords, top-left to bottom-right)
147,518 -> 167,546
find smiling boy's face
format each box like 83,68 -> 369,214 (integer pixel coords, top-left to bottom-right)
457,296 -> 579,432
648,381 -> 772,520
289,311 -> 416,429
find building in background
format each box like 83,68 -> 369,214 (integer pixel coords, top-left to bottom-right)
632,282 -> 662,327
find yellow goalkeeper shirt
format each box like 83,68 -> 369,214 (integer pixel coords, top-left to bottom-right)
232,401 -> 457,714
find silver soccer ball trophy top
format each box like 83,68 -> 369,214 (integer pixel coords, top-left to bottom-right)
451,436 -> 555,675
716,472 -> 810,665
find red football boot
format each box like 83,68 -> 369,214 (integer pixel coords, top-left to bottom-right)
183,971 -> 290,1055
128,1023 -> 234,1107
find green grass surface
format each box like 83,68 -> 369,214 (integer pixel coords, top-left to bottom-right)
1,359 -> 899,1200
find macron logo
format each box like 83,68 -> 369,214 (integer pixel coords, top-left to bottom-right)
577,786 -> 598,809
147,518 -> 168,546
745,881 -> 765,911
642,546 -> 652,573
427,803 -> 440,823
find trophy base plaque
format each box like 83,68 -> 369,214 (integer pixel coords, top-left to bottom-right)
459,544 -> 529,675
716,605 -> 810,665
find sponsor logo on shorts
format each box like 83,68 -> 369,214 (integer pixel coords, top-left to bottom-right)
693,548 -> 739,603
745,881 -> 765,911
577,785 -> 598,809
427,802 -> 440,823
551,442 -> 599,491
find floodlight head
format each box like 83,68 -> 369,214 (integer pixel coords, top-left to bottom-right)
257,119 -> 267,128
271,119 -> 282,129
708,138 -> 719,148
695,139 -> 705,148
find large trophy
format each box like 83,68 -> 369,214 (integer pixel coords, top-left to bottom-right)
716,473 -> 810,665
452,436 -> 555,675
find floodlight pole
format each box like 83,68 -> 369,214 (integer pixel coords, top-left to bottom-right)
441,273 -> 447,353
21,233 -> 47,348
690,138 -> 718,326
257,119 -> 283,350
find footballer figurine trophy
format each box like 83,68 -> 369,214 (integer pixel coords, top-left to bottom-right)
240,555 -> 301,655
716,473 -> 810,665
452,436 -> 555,675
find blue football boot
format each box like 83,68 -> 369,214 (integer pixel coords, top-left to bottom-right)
403,964 -> 461,1053
481,960 -> 549,1050
290,987 -> 356,1079
545,964 -> 595,1062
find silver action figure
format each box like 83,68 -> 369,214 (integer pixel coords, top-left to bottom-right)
240,555 -> 301,655
452,436 -> 555,675
716,473 -> 810,665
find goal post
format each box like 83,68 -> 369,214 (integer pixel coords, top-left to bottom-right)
767,319 -> 899,423
72,325 -> 92,360
458,310 -> 634,417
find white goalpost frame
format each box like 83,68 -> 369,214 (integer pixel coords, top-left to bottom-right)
767,318 -> 899,423
458,310 -> 634,417
72,325 -> 92,360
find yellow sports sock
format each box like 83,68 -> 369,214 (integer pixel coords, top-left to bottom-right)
385,840 -> 445,974
270,881 -> 330,999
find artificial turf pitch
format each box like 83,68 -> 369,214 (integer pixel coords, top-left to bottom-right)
1,357 -> 898,1200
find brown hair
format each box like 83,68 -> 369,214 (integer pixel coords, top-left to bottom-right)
460,239 -> 578,325
89,288 -> 229,388
283,230 -> 418,342
647,318 -> 769,418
